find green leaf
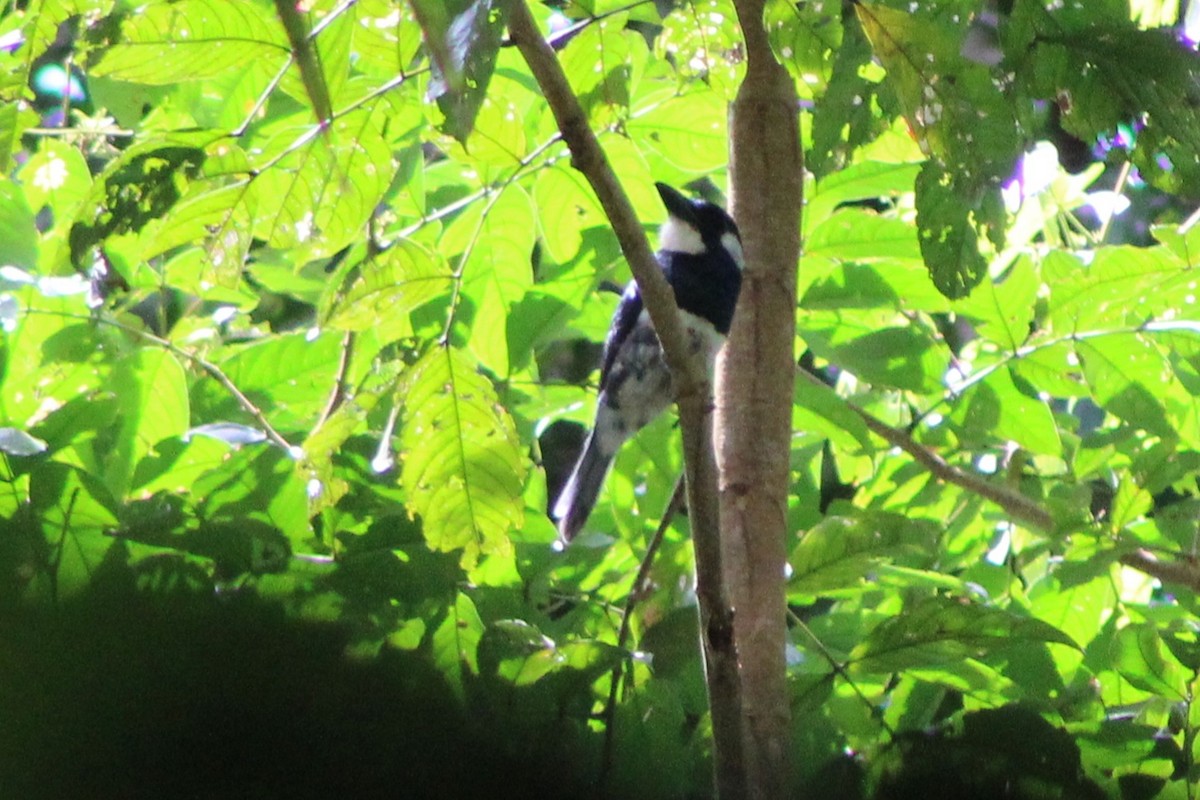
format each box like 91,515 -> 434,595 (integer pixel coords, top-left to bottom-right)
533,164 -> 605,264
19,140 -> 93,222
1076,335 -> 1177,441
914,161 -> 1001,300
248,110 -> 393,261
92,0 -> 288,84
446,186 -> 536,375
954,256 -> 1039,351
805,160 -> 921,228
112,348 -> 190,497
68,139 -> 209,268
28,464 -> 121,599
1110,624 -> 1189,701
353,0 -> 424,77
558,15 -> 632,112
1048,245 -> 1191,331
802,318 -> 948,393
850,596 -> 1078,674
788,512 -> 938,597
400,346 -> 525,568
627,91 -> 729,173
954,367 -> 1062,456
413,0 -> 507,142
213,331 -> 345,427
792,373 -> 875,457
0,178 -> 37,269
432,590 -> 485,700
805,209 -> 922,264
765,0 -> 841,99
656,0 -> 743,99
324,239 -> 452,340
807,17 -> 885,178
142,181 -> 255,288
132,436 -> 236,496
0,297 -> 109,426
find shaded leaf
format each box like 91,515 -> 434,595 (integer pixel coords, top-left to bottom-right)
850,596 -> 1078,674
413,0 -> 506,142
1111,624 -> 1189,701
68,139 -> 209,268
914,161 -> 1002,299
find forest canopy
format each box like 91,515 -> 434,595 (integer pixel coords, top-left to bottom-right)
2,1 -> 1200,798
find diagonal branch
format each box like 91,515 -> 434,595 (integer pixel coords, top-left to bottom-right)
506,1 -> 703,399
507,2 -> 744,795
798,369 -> 1053,532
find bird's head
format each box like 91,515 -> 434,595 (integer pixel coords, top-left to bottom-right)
655,182 -> 743,269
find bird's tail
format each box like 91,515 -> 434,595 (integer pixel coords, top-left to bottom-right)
553,431 -> 614,543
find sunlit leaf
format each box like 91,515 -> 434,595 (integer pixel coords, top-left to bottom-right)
324,239 -> 452,339
400,346 -> 525,568
432,590 -> 484,700
93,0 -> 288,84
789,512 -> 938,597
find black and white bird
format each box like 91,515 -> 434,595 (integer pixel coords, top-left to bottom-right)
553,182 -> 743,543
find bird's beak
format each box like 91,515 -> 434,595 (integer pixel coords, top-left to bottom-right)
655,182 -> 700,227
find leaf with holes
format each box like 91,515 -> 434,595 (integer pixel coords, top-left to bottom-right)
400,347 -> 525,568
413,0 -> 506,142
915,161 -> 1004,299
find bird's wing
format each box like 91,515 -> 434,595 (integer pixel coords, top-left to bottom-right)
598,280 -> 644,389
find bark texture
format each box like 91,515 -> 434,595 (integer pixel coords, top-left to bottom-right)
723,1 -> 804,797
508,3 -> 746,795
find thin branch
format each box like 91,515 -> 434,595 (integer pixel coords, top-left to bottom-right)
788,609 -> 895,739
29,310 -> 297,455
508,4 -> 742,794
801,371 -> 1200,594
799,369 -> 1054,532
395,132 -> 564,240
1119,549 -> 1200,593
507,0 -> 703,397
317,330 -> 356,427
600,475 -> 686,789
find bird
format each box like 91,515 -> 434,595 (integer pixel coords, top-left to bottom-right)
553,182 -> 744,543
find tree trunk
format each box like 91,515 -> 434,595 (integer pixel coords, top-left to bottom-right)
722,1 -> 803,796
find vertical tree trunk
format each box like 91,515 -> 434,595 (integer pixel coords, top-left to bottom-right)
722,1 -> 803,797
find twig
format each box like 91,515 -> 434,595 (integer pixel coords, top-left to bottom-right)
788,609 -> 895,739
29,310 -> 297,455
798,369 -> 1055,533
506,0 -> 703,397
599,475 -> 686,790
317,330 -> 356,427
801,370 -> 1200,593
509,4 -> 744,793
1119,549 -> 1200,593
